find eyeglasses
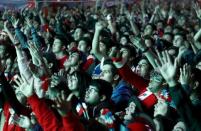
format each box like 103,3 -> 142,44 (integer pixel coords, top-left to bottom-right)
86,87 -> 99,93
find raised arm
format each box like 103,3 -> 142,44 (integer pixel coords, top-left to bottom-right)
3,21 -> 15,44
10,17 -> 28,48
125,11 -> 140,36
149,5 -> 160,24
107,14 -> 117,35
130,36 -> 158,69
92,22 -> 107,61
14,75 -> 62,130
112,58 -> 149,92
155,50 -> 201,130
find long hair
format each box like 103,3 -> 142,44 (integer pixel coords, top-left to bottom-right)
70,71 -> 91,100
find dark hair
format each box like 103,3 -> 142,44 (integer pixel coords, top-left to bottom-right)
70,71 -> 91,99
145,23 -> 156,31
193,49 -> 201,65
89,79 -> 113,101
79,37 -> 92,48
156,20 -> 165,25
54,35 -> 68,46
191,68 -> 201,88
100,37 -> 114,51
163,32 -> 174,39
48,81 -> 70,98
174,33 -> 186,40
128,96 -> 144,115
120,45 -> 137,58
70,47 -> 87,63
42,52 -> 59,73
135,56 -> 152,70
103,59 -> 118,76
155,39 -> 172,52
144,35 -> 155,44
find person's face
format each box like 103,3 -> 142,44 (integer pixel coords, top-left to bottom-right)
100,64 -> 114,83
67,42 -> 77,52
136,59 -> 150,78
120,16 -> 126,23
0,45 -> 6,59
163,34 -> 172,43
172,121 -> 186,131
85,85 -> 100,105
124,102 -> 136,120
173,28 -> 180,35
147,76 -> 162,93
154,99 -> 168,117
156,22 -> 163,30
99,42 -> 107,54
78,40 -> 88,53
69,52 -> 80,66
173,35 -> 183,47
164,25 -> 173,33
145,39 -> 153,48
64,52 -> 80,68
120,37 -> 128,45
67,74 -> 79,91
52,38 -> 63,53
74,28 -> 82,41
144,25 -> 153,35
178,16 -> 186,27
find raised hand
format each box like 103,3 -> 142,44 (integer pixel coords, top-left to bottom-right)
25,17 -> 32,28
153,5 -> 160,15
95,21 -> 105,32
155,50 -> 178,87
32,8 -> 38,17
10,16 -> 19,28
106,14 -> 113,21
15,115 -> 32,129
168,3 -> 175,17
193,1 -> 201,19
50,69 -> 65,88
27,40 -> 41,61
179,64 -> 191,85
14,75 -> 34,97
129,36 -> 147,50
125,10 -> 134,21
52,91 -> 74,117
3,20 -> 9,31
55,9 -> 61,21
2,8 -> 8,20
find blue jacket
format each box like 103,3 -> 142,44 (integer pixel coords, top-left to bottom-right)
111,80 -> 132,111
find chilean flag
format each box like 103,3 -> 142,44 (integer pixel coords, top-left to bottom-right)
76,103 -> 85,116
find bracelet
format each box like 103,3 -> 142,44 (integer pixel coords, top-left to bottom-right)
141,47 -> 149,53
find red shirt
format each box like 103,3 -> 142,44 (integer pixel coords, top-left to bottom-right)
118,65 -> 157,109
57,55 -> 68,69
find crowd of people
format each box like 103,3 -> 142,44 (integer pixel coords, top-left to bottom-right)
0,0 -> 201,130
